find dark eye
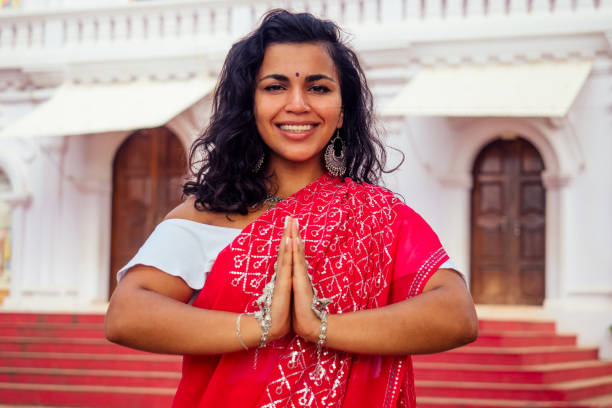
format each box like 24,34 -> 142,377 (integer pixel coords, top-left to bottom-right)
264,84 -> 285,92
310,85 -> 331,94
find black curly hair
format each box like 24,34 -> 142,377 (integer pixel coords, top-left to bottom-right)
183,9 -> 390,214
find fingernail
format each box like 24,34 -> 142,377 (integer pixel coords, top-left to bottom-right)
286,236 -> 290,246
295,218 -> 299,231
284,216 -> 289,229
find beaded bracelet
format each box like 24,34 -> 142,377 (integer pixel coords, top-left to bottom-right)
315,309 -> 328,377
251,261 -> 279,368
306,262 -> 332,378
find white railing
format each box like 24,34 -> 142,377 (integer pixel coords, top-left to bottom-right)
0,0 -> 606,54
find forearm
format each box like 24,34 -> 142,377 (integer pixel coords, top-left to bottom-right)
322,280 -> 478,355
105,285 -> 261,355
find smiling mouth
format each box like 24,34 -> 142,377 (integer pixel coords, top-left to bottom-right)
277,124 -> 318,132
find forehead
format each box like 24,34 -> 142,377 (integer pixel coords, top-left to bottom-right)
258,42 -> 338,79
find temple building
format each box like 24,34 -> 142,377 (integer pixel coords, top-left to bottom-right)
0,0 -> 610,363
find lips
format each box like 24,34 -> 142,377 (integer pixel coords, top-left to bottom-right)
275,123 -> 319,141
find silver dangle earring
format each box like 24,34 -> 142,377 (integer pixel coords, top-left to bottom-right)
324,129 -> 346,177
252,152 -> 265,173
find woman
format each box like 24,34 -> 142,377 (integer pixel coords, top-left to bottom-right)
105,9 -> 478,407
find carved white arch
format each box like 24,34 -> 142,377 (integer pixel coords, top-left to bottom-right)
441,117 -> 574,304
447,118 -> 562,187
167,95 -> 212,152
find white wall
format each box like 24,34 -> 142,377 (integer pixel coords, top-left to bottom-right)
562,74 -> 612,296
377,71 -> 612,357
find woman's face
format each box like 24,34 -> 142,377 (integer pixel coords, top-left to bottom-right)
254,42 -> 343,171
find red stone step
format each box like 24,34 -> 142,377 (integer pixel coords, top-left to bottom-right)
414,361 -> 612,384
0,382 -> 174,408
469,331 -> 576,347
414,346 -> 599,365
0,351 -> 182,372
0,323 -> 105,339
478,320 -> 556,333
0,313 -> 105,324
417,395 -> 612,407
0,337 -> 146,354
0,367 -> 180,388
416,375 -> 612,401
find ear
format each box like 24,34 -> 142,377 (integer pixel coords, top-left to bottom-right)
337,109 -> 344,129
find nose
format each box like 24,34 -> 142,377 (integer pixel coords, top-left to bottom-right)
284,88 -> 309,113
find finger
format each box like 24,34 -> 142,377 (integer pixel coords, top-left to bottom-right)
276,216 -> 291,269
283,217 -> 293,268
294,218 -> 307,268
292,217 -> 299,240
292,225 -> 310,289
272,218 -> 292,312
276,217 -> 293,288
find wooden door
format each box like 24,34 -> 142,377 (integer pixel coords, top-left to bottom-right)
470,137 -> 546,305
109,127 -> 187,297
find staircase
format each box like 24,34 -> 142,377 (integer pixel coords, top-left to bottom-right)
1,313 -> 611,407
0,312 -> 181,408
415,319 -> 612,408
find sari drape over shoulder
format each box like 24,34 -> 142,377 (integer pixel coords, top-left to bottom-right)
172,174 -> 449,408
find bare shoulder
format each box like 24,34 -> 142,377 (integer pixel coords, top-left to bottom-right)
165,194 -> 268,230
164,196 -> 211,224
165,196 -> 250,228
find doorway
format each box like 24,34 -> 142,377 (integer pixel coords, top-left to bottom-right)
470,137 -> 546,305
109,127 -> 187,297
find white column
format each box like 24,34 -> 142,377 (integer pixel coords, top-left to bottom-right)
343,0 -> 361,24
306,0 -> 325,18
531,0 -> 551,14
439,174 -> 473,285
325,0 -> 342,21
362,0 -> 379,24
541,171 -> 570,307
465,0 -> 486,16
425,0 -> 443,19
2,195 -> 30,307
97,15 -> 112,45
64,18 -> 79,48
113,14 -> 129,42
14,21 -> 30,49
230,5 -> 252,38
380,0 -> 403,23
405,0 -> 421,20
1,22 -> 15,49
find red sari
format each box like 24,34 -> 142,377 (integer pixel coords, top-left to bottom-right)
172,174 -> 449,407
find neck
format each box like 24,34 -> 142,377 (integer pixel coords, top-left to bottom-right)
266,157 -> 325,198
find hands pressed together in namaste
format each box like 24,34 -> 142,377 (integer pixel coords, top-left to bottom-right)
266,216 -> 323,344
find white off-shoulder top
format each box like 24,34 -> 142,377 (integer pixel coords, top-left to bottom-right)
116,219 -> 241,289
117,218 -> 460,294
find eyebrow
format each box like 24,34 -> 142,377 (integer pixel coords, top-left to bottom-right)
258,73 -> 336,83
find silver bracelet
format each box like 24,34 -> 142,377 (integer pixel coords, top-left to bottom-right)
315,309 -> 328,377
306,264 -> 332,378
251,261 -> 279,368
236,313 -> 249,351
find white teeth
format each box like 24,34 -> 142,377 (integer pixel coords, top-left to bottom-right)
279,124 -> 315,132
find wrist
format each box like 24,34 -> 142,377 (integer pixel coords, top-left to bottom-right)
241,313 -> 264,349
308,312 -> 324,343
